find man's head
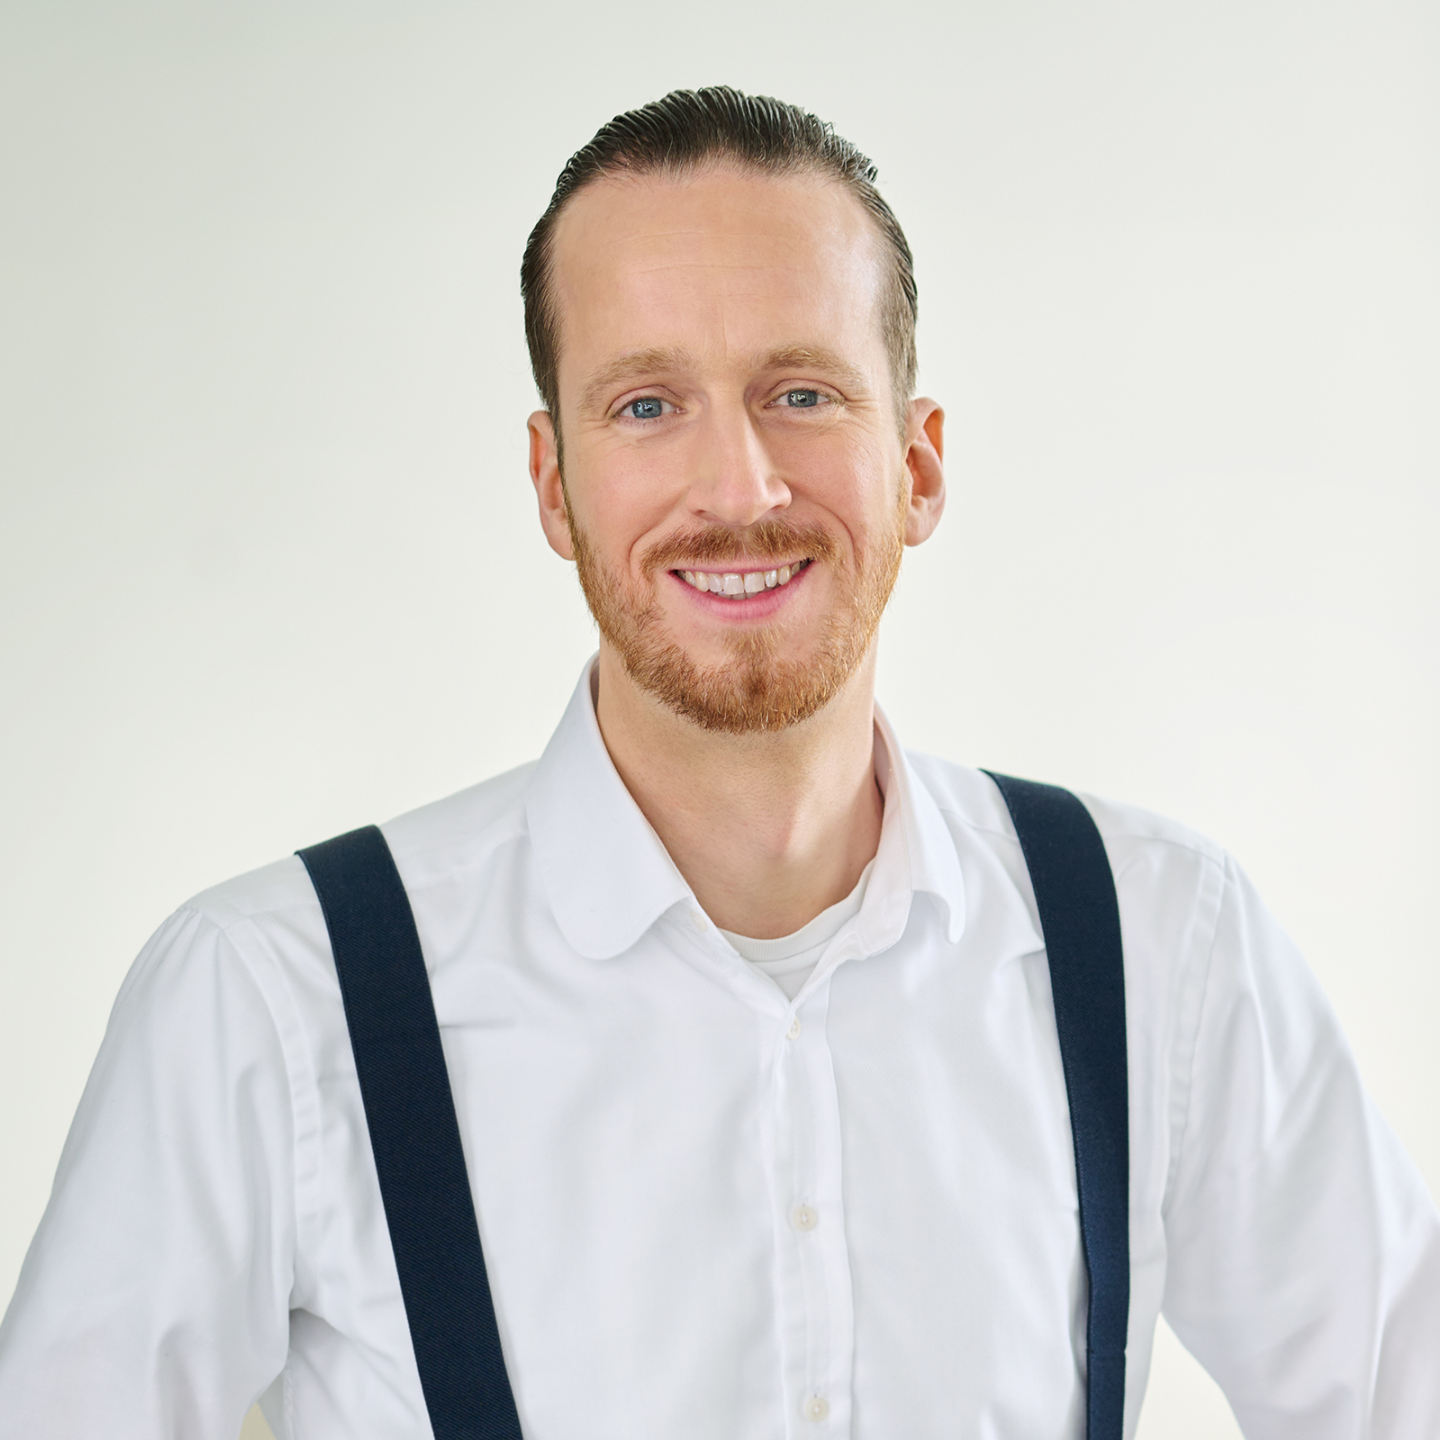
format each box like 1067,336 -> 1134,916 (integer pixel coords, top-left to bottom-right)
524,88 -> 945,734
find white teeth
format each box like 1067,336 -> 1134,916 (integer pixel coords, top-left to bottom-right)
678,559 -> 808,598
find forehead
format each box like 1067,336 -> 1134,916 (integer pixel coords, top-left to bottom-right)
547,165 -> 888,393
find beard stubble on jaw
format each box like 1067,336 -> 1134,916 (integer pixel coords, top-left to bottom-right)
567,504 -> 907,735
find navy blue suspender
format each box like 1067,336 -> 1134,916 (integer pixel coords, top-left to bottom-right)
983,773 -> 1130,1440
298,828 -> 524,1440
298,773 -> 1128,1440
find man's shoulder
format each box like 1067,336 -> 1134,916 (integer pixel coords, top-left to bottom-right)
182,760 -> 540,936
379,760 -> 539,895
904,749 -> 1227,875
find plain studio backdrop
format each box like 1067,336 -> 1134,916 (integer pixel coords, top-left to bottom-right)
1,3 -> 1436,1436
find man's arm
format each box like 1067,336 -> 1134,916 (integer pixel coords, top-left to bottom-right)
1161,856 -> 1440,1436
0,906 -> 296,1438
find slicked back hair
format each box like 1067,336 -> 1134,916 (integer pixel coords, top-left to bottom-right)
521,86 -> 918,436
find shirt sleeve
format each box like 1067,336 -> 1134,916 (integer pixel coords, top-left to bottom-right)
1160,855 -> 1440,1438
0,905 -> 296,1438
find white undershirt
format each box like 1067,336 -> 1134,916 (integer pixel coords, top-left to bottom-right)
719,859 -> 875,1000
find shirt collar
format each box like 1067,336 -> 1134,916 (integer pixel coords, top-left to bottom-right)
860,704 -> 967,952
526,658 -> 967,959
525,659 -> 692,959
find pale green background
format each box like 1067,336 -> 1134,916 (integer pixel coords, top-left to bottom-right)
2,3 -> 1436,1436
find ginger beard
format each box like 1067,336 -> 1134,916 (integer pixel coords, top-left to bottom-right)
567,485 -> 908,735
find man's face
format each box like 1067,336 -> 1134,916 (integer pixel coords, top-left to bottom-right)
529,164 -> 944,733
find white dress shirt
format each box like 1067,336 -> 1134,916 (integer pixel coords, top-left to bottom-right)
1,659 -> 1436,1439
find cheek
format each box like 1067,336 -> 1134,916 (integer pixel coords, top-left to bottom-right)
570,453 -> 682,569
785,432 -> 898,532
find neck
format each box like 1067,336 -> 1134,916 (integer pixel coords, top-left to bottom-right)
593,644 -> 884,939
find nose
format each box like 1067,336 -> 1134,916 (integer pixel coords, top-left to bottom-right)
685,398 -> 791,528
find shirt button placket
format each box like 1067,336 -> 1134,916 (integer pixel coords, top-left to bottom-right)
776,974 -> 854,1440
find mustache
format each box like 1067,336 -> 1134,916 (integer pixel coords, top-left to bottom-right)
642,520 -> 837,576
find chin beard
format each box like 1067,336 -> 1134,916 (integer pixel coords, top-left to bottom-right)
567,512 -> 904,735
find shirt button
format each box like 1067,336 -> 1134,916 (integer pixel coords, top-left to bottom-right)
792,1204 -> 819,1232
690,909 -> 706,931
786,1017 -> 801,1040
804,1396 -> 829,1422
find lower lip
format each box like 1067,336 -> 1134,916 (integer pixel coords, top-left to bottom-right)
669,564 -> 811,619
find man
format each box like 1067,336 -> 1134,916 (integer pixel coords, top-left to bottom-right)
0,86 -> 1436,1439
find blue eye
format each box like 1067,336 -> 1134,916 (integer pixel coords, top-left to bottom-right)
628,398 -> 664,420
785,389 -> 821,408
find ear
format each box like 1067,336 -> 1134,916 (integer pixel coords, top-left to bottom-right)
902,398 -> 946,547
528,410 -> 574,561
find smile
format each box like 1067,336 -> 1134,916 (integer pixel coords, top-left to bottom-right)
674,559 -> 812,599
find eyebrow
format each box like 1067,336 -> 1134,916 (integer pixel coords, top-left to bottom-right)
759,345 -> 871,396
579,348 -> 693,418
577,343 -> 875,418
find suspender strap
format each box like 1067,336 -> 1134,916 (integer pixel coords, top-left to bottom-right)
298,826 -> 524,1440
983,773 -> 1130,1440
